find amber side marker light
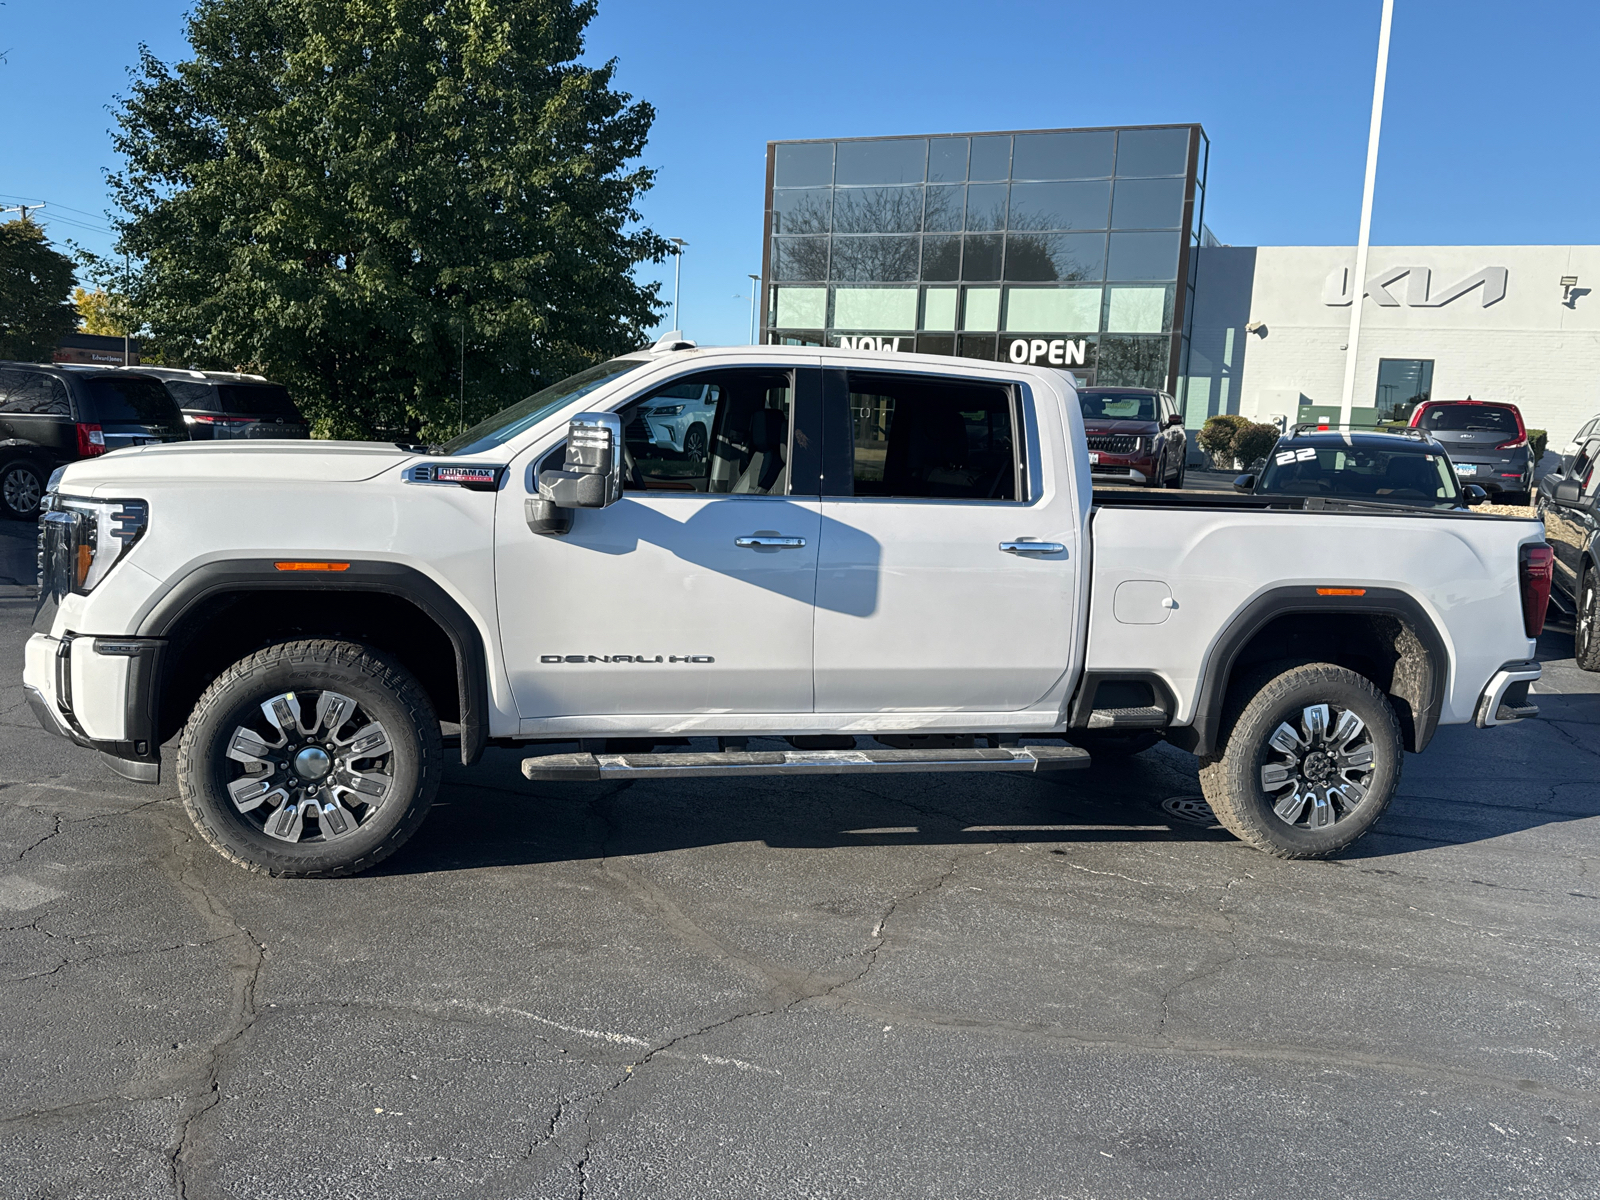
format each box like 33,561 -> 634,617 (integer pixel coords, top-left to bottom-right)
274,562 -> 351,572
1316,587 -> 1367,596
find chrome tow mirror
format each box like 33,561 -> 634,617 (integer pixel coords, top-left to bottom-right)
526,411 -> 625,536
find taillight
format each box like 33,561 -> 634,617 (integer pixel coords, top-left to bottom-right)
1519,544 -> 1554,638
188,414 -> 254,425
1495,438 -> 1526,450
76,423 -> 106,457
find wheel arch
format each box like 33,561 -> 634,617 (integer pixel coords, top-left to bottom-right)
136,560 -> 490,765
1167,586 -> 1449,758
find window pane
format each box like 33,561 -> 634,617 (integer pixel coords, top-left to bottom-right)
829,235 -> 920,282
1105,286 -> 1170,333
1096,334 -> 1170,389
958,335 -> 997,360
1114,127 -> 1190,177
775,286 -> 827,328
624,370 -> 793,496
963,184 -> 1008,231
928,138 -> 968,182
922,235 -> 961,281
1107,232 -> 1180,280
834,287 -> 918,331
916,333 -> 957,355
969,135 -> 1012,181
1011,131 -> 1115,180
775,142 -> 833,187
1111,178 -> 1184,229
773,236 -> 829,280
1005,287 -> 1102,333
963,287 -> 1001,331
922,287 -> 958,331
1008,181 -> 1111,231
833,186 -> 923,233
962,234 -> 1003,281
836,138 -> 927,185
772,188 -> 831,235
923,185 -> 964,232
1004,232 -> 1105,282
1374,359 -> 1434,421
846,373 -> 1015,500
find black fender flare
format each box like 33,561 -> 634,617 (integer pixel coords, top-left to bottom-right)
1168,585 -> 1449,758
136,559 -> 491,765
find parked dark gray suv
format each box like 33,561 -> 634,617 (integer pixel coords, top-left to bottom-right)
1408,398 -> 1534,504
0,364 -> 189,519
131,367 -> 309,440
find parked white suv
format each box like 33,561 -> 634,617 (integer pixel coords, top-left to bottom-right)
23,342 -> 1553,877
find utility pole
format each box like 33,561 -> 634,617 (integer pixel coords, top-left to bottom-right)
1338,0 -> 1395,427
0,202 -> 46,221
123,251 -> 131,366
668,238 -> 688,333
459,312 -> 466,435
747,274 -> 761,345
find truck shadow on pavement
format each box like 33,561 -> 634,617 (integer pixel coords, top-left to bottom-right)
371,695 -> 1600,874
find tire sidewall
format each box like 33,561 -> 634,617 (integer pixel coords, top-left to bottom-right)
181,646 -> 436,874
1,459 -> 44,520
1578,569 -> 1600,669
1225,670 -> 1402,856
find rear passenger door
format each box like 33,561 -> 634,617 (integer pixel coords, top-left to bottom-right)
812,368 -> 1081,713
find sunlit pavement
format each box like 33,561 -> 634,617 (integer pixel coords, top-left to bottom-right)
2,516 -> 1598,1199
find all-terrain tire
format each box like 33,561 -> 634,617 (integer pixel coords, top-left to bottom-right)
1577,567 -> 1600,672
177,639 -> 441,877
1198,661 -> 1402,859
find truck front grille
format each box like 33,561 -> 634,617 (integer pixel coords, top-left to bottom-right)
1086,434 -> 1139,454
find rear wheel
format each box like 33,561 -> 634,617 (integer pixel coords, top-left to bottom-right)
177,639 -> 441,876
1577,568 -> 1600,672
1198,662 -> 1402,859
0,459 -> 45,520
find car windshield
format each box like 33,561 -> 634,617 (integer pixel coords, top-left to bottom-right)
1255,441 -> 1462,509
1079,391 -> 1158,422
436,358 -> 646,456
1418,404 -> 1519,434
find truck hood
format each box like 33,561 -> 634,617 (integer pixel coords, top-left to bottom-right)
59,439 -> 416,490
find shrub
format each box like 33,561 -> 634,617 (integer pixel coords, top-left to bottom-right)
1197,414 -> 1249,464
1527,428 -> 1548,463
1233,422 -> 1281,470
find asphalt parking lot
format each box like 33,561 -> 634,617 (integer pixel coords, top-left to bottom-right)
3,516 -> 1599,1199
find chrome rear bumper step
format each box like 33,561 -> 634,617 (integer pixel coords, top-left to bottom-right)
521,744 -> 1090,783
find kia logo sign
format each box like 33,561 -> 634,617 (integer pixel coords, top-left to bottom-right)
1324,265 -> 1507,308
1007,338 -> 1089,366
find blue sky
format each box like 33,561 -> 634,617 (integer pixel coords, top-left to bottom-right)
1,0 -> 1595,348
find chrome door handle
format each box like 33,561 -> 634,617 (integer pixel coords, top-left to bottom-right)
1000,541 -> 1066,555
736,536 -> 806,548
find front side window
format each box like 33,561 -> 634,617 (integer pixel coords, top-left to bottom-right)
617,369 -> 794,496
846,372 -> 1016,500
1256,443 -> 1460,509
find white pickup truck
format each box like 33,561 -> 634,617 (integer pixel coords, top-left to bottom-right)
23,341 -> 1554,876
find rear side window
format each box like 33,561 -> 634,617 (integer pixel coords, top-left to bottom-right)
0,371 -> 68,415
1418,404 -> 1519,435
216,384 -> 300,418
847,372 -> 1016,500
78,376 -> 185,427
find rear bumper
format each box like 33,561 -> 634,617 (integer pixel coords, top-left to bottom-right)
23,631 -> 165,783
1475,659 -> 1542,727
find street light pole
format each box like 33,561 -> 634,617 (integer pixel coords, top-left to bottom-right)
747,274 -> 760,345
1338,0 -> 1395,428
668,238 -> 688,332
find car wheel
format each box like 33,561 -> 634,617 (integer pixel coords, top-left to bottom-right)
1165,451 -> 1186,489
1144,451 -> 1165,487
177,639 -> 441,877
684,423 -> 708,463
0,459 -> 45,520
1198,662 -> 1402,859
1577,568 -> 1600,672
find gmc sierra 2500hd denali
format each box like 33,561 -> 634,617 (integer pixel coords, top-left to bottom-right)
23,340 -> 1554,876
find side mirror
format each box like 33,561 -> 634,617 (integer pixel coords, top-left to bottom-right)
1233,474 -> 1256,493
1462,483 -> 1489,506
1167,414 -> 1185,429
527,411 -> 624,536
1555,480 -> 1582,504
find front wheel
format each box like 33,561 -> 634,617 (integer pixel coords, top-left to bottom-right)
1165,452 -> 1187,489
683,423 -> 708,463
0,459 -> 45,520
1198,662 -> 1402,859
177,639 -> 441,876
1577,568 -> 1600,672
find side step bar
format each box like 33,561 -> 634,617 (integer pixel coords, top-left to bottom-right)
521,744 -> 1090,782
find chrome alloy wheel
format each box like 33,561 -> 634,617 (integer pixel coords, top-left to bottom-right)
3,464 -> 41,515
223,690 -> 393,843
1580,577 -> 1596,656
1259,703 -> 1376,830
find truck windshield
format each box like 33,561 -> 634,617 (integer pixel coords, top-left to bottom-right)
1079,391 -> 1158,422
1255,443 -> 1462,509
436,358 -> 646,456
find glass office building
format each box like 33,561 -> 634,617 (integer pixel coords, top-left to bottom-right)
762,124 -> 1209,395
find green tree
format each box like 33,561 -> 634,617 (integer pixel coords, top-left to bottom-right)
75,287 -> 131,335
109,0 -> 667,439
0,219 -> 78,362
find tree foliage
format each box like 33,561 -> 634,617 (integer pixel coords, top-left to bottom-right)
0,220 -> 78,362
75,287 -> 131,336
110,0 -> 668,439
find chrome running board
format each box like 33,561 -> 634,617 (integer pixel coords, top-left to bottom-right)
521,744 -> 1090,783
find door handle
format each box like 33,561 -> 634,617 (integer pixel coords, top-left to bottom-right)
1000,541 -> 1066,555
736,535 -> 806,548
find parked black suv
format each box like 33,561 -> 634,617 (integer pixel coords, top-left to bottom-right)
1536,429 -> 1600,670
0,363 -> 189,519
1233,426 -> 1486,511
131,367 -> 309,440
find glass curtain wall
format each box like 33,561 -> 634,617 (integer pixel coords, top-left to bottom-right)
763,124 -> 1207,391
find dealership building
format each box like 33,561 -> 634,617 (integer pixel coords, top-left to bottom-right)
761,125 -> 1599,444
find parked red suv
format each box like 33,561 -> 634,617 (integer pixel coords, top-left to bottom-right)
1078,387 -> 1188,488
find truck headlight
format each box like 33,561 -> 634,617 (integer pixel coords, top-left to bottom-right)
45,495 -> 149,594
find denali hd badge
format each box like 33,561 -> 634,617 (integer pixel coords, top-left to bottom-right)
541,654 -> 714,664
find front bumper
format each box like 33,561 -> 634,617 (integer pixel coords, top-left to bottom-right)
1089,459 -> 1154,485
23,632 -> 165,783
